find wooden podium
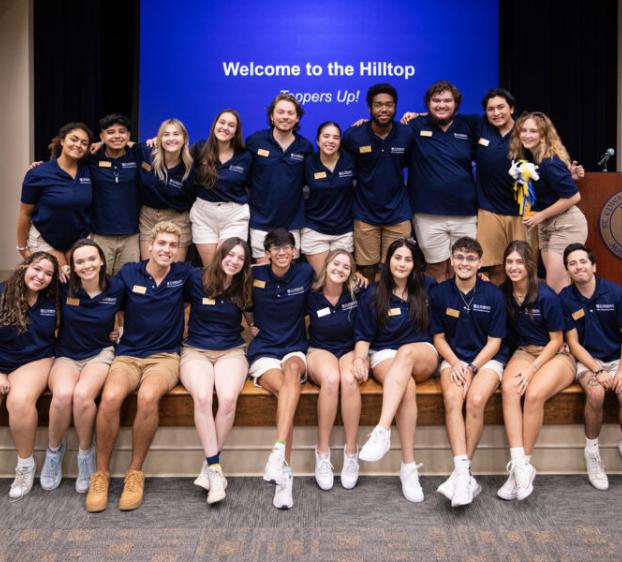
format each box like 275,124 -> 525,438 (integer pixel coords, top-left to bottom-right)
576,172 -> 622,280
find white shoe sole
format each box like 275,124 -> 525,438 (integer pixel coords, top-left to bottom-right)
207,490 -> 226,504
340,477 -> 358,490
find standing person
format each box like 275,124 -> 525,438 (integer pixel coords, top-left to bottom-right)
498,241 -> 575,501
508,112 -> 587,292
181,237 -> 252,504
0,252 -> 59,500
190,110 -> 252,266
89,114 -> 141,275
430,237 -> 507,507
40,240 -> 124,494
306,250 -> 362,490
85,222 -> 192,512
17,123 -> 93,267
137,118 -> 195,261
560,243 -> 622,491
302,122 -> 356,274
355,239 -> 438,502
246,94 -> 313,263
247,228 -> 314,509
342,83 -> 412,282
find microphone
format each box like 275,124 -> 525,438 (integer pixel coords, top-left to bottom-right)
597,148 -> 615,170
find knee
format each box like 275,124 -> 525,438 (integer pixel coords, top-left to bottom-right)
340,371 -> 358,393
282,364 -> 303,385
443,393 -> 462,413
99,386 -> 126,411
524,387 -> 545,410
218,394 -> 238,416
585,387 -> 606,408
195,391 -> 213,413
136,388 -> 161,411
50,387 -> 74,411
72,387 -> 94,409
466,392 -> 487,414
321,373 -> 340,395
6,394 -> 33,418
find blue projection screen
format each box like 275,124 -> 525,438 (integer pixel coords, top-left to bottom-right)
139,1 -> 498,142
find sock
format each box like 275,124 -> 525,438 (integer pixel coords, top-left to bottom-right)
273,441 -> 286,454
377,424 -> 390,433
585,437 -> 599,455
78,446 -> 92,456
282,465 -> 292,476
17,455 -> 35,469
510,447 -> 526,464
207,453 -> 220,466
48,444 -> 60,454
525,454 -> 532,464
453,455 -> 470,472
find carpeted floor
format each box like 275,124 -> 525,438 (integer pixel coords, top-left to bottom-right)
1,475 -> 621,561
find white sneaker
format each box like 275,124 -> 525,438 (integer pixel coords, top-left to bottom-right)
194,460 -> 210,491
40,439 -> 66,491
452,470 -> 481,507
497,461 -> 517,500
314,448 -> 334,491
264,447 -> 285,484
584,448 -> 609,490
400,462 -> 424,503
514,462 -> 536,500
340,447 -> 360,490
207,466 -> 227,504
359,426 -> 391,462
437,470 -> 457,500
75,446 -> 96,494
9,460 -> 36,500
273,470 -> 293,510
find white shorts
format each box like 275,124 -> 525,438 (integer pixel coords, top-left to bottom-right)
190,199 -> 250,244
300,228 -> 354,255
250,228 -> 301,259
576,359 -> 620,380
249,351 -> 307,384
413,213 -> 477,264
440,358 -> 505,381
370,342 -> 438,370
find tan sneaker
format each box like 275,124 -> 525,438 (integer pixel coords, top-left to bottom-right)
119,469 -> 145,511
85,471 -> 110,513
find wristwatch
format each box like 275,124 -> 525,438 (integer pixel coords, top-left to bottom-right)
468,362 -> 478,374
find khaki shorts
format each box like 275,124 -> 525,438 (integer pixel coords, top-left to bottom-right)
139,206 -> 192,247
180,344 -> 248,367
250,228 -> 301,259
353,219 -> 411,266
477,209 -> 529,267
510,344 -> 576,372
537,205 -> 588,254
300,228 -> 354,255
190,199 -> 250,244
27,224 -> 56,253
92,233 -> 140,275
440,358 -> 505,381
576,359 -> 620,381
413,213 -> 477,264
54,346 -> 115,371
109,352 -> 180,391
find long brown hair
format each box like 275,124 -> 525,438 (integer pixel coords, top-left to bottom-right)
312,250 -> 356,299
202,238 -> 252,310
67,239 -> 110,298
508,111 -> 571,167
48,122 -> 93,159
0,252 -> 60,332
194,109 -> 245,188
501,240 -> 539,321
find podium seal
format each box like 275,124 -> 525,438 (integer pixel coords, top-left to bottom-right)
599,190 -> 622,258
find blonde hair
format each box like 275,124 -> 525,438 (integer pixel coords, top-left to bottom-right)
508,111 -> 571,168
151,221 -> 182,241
151,118 -> 193,182
312,250 -> 357,298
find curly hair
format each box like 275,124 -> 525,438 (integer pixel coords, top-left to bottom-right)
0,252 -> 60,333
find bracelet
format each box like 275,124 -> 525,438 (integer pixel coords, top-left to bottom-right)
16,245 -> 27,252
595,368 -> 605,375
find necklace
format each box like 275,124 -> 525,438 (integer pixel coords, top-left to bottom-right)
459,286 -> 476,313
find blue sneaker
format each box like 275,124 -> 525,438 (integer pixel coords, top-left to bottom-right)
40,439 -> 66,491
75,445 -> 96,494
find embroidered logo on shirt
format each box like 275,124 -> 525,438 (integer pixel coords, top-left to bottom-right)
595,304 -> 615,311
472,303 -> 491,312
166,280 -> 184,288
79,177 -> 91,184
168,179 -> 183,189
391,147 -> 405,154
122,162 -> 137,168
338,170 -> 354,177
100,297 -> 118,305
39,308 -> 56,317
287,286 -> 305,296
454,133 -> 469,140
341,301 -> 358,311
229,165 -> 245,174
289,153 -> 304,162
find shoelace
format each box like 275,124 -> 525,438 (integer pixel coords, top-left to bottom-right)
368,427 -> 385,445
91,473 -> 107,493
208,468 -> 224,489
12,466 -> 31,489
403,463 -> 423,479
343,455 -> 359,474
125,472 -> 141,492
317,457 -> 334,475
43,455 -> 59,478
588,454 -> 606,473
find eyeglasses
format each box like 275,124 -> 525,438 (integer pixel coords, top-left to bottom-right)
269,244 -> 293,253
452,254 -> 479,263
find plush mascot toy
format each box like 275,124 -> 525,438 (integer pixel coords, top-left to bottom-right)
509,159 -> 539,217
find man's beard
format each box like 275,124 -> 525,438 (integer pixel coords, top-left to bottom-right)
429,112 -> 456,127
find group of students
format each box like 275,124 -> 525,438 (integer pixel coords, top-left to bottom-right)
2,79 -> 620,512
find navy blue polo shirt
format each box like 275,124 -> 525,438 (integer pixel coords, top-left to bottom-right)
342,121 -> 412,225
115,260 -> 193,358
510,283 -> 565,347
560,276 -> 622,361
0,285 -> 57,373
136,143 -> 195,212
430,277 -> 508,363
306,286 -> 362,357
304,151 -> 355,235
21,159 -> 92,251
476,119 -> 519,216
193,141 -> 251,204
247,262 -> 314,362
407,115 -> 479,216
531,155 -> 578,211
55,279 -> 125,360
184,268 -> 245,351
246,129 -> 313,230
354,277 -> 436,351
88,145 -> 140,235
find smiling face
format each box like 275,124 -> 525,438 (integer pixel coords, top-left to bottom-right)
221,244 -> 246,278
326,252 -> 352,285
485,95 -> 514,131
159,123 -> 185,154
100,124 -> 130,152
369,93 -> 396,127
428,90 -> 457,124
450,248 -> 481,281
24,257 -> 55,294
389,245 -> 414,282
214,111 -> 238,144
267,242 -> 294,270
271,100 -> 298,134
317,124 -> 341,157
60,128 -> 90,161
504,250 -> 528,284
72,245 -> 103,283
566,249 -> 596,285
149,232 -> 179,267
519,117 -> 542,151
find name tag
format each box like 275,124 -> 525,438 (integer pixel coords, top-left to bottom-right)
420,130 -> 432,137
141,161 -> 152,171
132,285 -> 147,295
478,138 -> 490,146
202,297 -> 216,305
446,307 -> 460,318
388,307 -> 401,317
314,171 -> 327,180
253,279 -> 266,289
572,308 -> 585,320
66,297 -> 80,306
359,145 -> 372,154
317,307 -> 331,318
98,161 -> 112,168
257,148 -> 270,157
